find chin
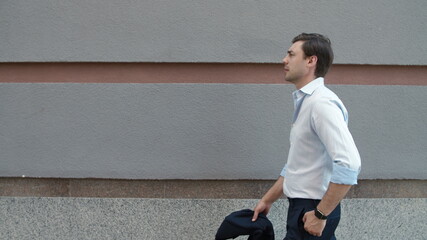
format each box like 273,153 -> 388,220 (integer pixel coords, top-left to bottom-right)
284,77 -> 294,83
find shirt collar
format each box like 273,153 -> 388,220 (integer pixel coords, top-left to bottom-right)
299,77 -> 324,95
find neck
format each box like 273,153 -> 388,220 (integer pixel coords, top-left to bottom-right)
295,75 -> 317,90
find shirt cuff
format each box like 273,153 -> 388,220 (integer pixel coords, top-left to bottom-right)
280,164 -> 287,177
331,164 -> 360,185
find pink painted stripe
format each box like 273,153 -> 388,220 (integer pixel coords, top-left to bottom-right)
0,63 -> 426,85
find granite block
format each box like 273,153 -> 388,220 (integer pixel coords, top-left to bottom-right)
0,197 -> 425,239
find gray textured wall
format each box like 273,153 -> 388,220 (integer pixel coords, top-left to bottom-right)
1,0 -> 426,64
1,0 -> 426,181
1,83 -> 426,180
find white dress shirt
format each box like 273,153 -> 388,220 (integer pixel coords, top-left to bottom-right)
281,77 -> 361,200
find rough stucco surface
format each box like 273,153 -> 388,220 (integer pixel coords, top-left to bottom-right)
0,83 -> 425,180
1,0 -> 426,64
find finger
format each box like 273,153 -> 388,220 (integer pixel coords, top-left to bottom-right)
252,211 -> 259,222
311,229 -> 321,237
303,221 -> 309,232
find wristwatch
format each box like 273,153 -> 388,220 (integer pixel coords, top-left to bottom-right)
314,208 -> 328,220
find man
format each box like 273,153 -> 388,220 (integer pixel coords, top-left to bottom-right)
252,33 -> 361,239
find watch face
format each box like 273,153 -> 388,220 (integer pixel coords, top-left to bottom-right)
315,209 -> 327,220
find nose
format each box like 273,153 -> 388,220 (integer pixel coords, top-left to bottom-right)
282,56 -> 288,65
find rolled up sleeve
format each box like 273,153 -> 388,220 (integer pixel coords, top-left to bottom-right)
280,164 -> 287,177
331,163 -> 360,185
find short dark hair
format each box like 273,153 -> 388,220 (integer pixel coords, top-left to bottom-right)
292,33 -> 334,77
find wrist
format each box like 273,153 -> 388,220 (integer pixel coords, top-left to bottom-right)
260,198 -> 274,205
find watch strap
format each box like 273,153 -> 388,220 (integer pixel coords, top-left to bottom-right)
314,208 -> 328,220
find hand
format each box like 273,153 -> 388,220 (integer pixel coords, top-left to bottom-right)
302,210 -> 326,237
252,200 -> 272,222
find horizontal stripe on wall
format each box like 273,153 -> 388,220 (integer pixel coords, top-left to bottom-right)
0,63 -> 426,85
1,178 -> 425,198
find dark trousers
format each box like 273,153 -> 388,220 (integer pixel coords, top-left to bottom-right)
284,198 -> 341,240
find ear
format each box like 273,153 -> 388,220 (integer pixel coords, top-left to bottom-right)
307,55 -> 318,67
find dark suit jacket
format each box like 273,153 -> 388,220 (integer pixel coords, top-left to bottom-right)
215,209 -> 274,240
